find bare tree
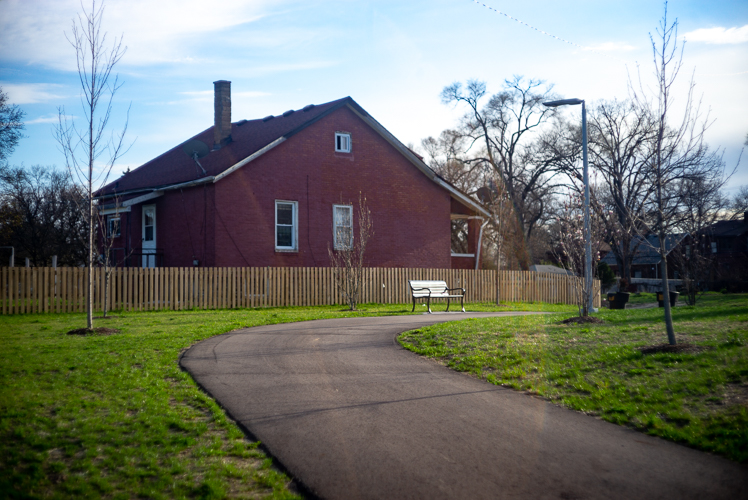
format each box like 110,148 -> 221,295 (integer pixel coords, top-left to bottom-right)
583,99 -> 659,283
731,186 -> 748,218
551,187 -> 611,317
632,3 -> 729,344
328,194 -> 373,311
0,164 -> 88,266
55,0 -> 130,330
98,201 -> 131,317
0,87 -> 25,168
440,77 -> 564,269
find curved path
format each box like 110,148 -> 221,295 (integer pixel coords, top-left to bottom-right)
180,313 -> 747,499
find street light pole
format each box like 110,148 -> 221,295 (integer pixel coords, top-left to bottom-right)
543,98 -> 594,315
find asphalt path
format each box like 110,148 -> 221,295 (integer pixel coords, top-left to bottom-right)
180,312 -> 747,499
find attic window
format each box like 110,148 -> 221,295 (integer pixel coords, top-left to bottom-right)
282,109 -> 295,117
302,104 -> 315,112
262,115 -> 274,122
335,132 -> 351,153
237,119 -> 248,126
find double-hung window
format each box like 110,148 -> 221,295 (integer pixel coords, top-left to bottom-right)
335,132 -> 351,153
333,204 -> 353,250
275,201 -> 298,251
107,216 -> 121,238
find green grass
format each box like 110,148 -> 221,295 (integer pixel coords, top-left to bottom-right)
0,300 -> 546,499
399,293 -> 748,462
626,291 -> 659,304
0,303 -> 421,499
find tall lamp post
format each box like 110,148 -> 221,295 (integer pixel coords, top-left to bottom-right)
543,98 -> 595,315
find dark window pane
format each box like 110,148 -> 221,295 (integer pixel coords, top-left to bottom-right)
277,226 -> 292,247
451,220 -> 469,254
277,204 -> 293,225
145,226 -> 154,241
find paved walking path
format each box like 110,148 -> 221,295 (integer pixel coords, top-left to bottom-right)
180,313 -> 747,499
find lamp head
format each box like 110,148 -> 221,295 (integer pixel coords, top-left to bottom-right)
543,98 -> 583,107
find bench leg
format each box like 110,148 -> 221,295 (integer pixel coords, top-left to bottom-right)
446,298 -> 450,312
461,295 -> 465,313
427,296 -> 432,314
412,297 -> 416,312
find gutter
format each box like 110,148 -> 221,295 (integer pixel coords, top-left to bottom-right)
213,137 -> 286,183
475,218 -> 488,270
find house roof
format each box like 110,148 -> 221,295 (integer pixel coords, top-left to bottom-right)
98,96 -> 489,218
601,234 -> 685,267
702,217 -> 748,238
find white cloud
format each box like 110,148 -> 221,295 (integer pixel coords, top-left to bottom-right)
0,0 -> 282,70
25,114 -> 65,125
683,25 -> 748,45
0,83 -> 67,104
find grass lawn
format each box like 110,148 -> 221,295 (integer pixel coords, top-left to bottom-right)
399,293 -> 748,462
0,300 -> 547,499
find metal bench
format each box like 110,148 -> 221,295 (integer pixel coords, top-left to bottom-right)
408,280 -> 465,313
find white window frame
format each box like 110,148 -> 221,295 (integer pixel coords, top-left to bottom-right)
711,241 -> 717,254
335,132 -> 351,153
333,204 -> 353,250
107,216 -> 121,238
275,200 -> 298,251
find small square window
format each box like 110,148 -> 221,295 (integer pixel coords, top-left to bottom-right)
335,132 -> 351,153
333,204 -> 353,249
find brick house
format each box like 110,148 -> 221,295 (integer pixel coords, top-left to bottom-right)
96,81 -> 489,269
674,213 -> 748,288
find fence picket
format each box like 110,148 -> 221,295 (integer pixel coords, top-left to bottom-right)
0,266 -> 600,314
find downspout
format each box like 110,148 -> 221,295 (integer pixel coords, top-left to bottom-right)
475,218 -> 488,270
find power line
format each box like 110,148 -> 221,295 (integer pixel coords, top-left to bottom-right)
470,0 -> 629,63
471,0 -> 588,51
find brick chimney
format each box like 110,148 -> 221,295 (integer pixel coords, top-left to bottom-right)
213,80 -> 231,149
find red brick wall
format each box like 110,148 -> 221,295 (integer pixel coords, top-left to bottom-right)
211,105 -> 454,268
114,105 -> 479,268
100,184 -> 217,268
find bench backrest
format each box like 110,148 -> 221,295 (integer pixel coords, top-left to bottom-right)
409,280 -> 449,297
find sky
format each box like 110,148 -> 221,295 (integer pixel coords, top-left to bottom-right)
1,0 -> 747,193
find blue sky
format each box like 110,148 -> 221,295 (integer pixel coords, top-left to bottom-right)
2,0 -> 747,192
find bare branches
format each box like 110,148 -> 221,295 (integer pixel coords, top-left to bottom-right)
54,0 -> 129,329
328,194 -> 373,311
440,76 -> 561,269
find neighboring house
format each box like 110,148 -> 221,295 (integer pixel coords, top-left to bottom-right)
96,81 -> 489,269
600,234 -> 685,280
677,212 -> 748,284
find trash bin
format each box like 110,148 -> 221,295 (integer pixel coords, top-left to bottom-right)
609,292 -> 629,309
607,293 -> 616,309
658,291 -> 679,307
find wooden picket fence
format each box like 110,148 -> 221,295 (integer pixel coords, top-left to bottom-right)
0,266 -> 600,315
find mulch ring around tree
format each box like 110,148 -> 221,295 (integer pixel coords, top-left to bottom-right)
560,316 -> 605,325
66,327 -> 121,336
638,343 -> 710,355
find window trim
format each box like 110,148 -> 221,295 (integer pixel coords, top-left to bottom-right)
332,204 -> 353,250
335,132 -> 351,153
275,200 -> 298,251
